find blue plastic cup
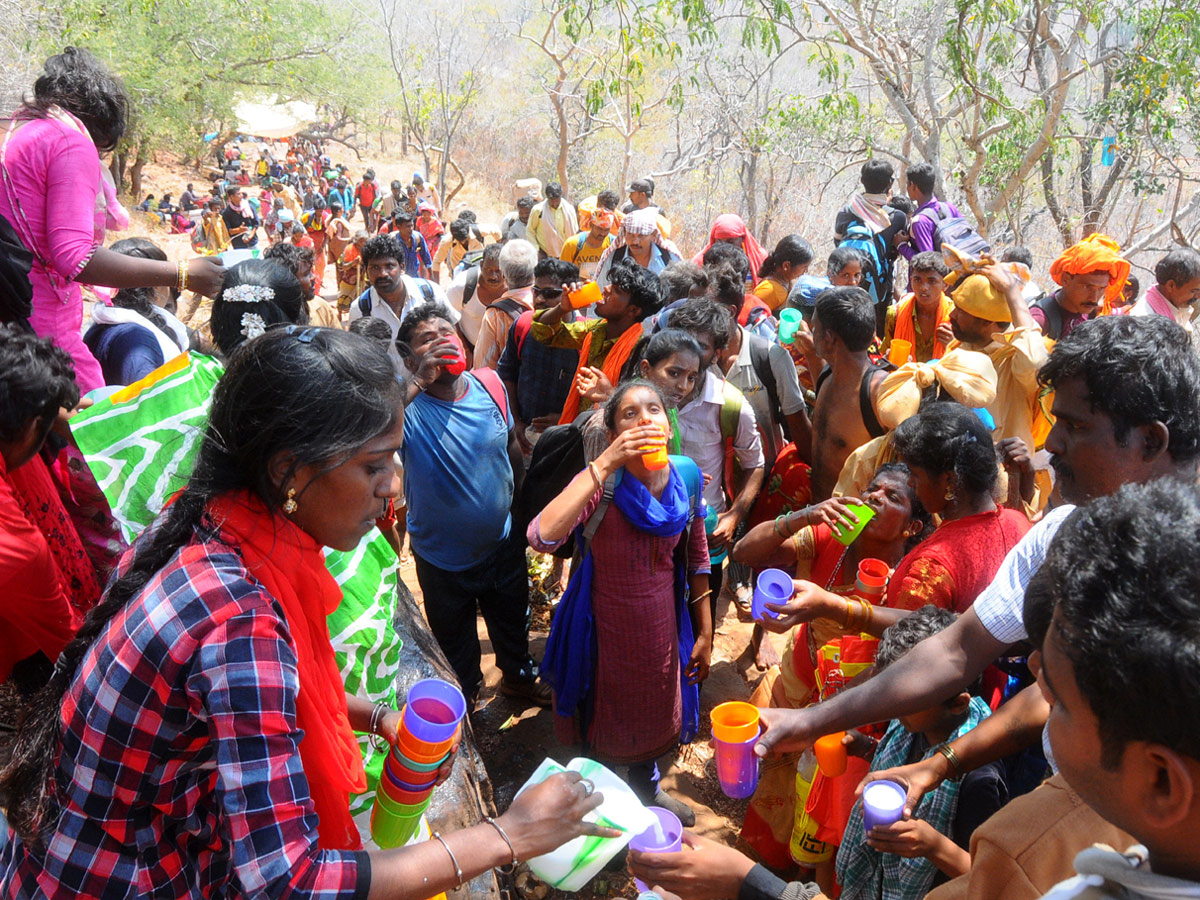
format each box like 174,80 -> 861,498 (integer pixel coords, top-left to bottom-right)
628,806 -> 683,892
752,568 -> 793,621
400,678 -> 466,744
714,727 -> 761,798
862,779 -> 907,833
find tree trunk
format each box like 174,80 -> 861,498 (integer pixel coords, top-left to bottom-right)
110,153 -> 126,195
129,149 -> 149,201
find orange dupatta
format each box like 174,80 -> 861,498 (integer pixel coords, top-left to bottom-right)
557,322 -> 644,425
892,293 -> 953,362
208,490 -> 367,850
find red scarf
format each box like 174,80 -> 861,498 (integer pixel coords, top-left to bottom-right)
208,490 -> 366,849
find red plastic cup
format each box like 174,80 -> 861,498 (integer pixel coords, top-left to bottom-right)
856,558 -> 889,599
442,334 -> 467,376
814,731 -> 847,777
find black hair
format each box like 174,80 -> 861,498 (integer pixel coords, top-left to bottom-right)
860,159 -> 895,194
758,234 -> 814,280
361,234 -> 402,267
107,238 -> 178,337
659,261 -> 709,304
870,461 -> 933,549
0,326 -> 402,843
596,189 -> 620,210
310,196 -> 326,211
602,379 -> 668,432
667,297 -> 732,352
707,263 -> 746,313
262,240 -> 316,276
701,241 -> 750,283
892,402 -> 999,496
1123,274 -> 1139,300
889,195 -> 916,217
0,324 -> 79,442
874,604 -> 980,697
1038,316 -> 1200,463
516,196 -> 535,210
534,257 -> 579,283
827,247 -> 863,277
449,219 -> 471,242
1000,246 -> 1033,268
608,258 -> 664,320
210,260 -> 307,356
329,200 -> 343,213
909,251 -> 949,276
643,328 -> 703,368
224,185 -> 242,199
348,315 -> 393,349
906,162 -> 937,197
1024,479 -> 1200,767
391,180 -> 403,191
1154,247 -> 1200,288
25,48 -> 128,152
393,212 -> 415,227
545,182 -> 563,198
481,242 -> 503,265
396,300 -> 454,352
458,210 -> 477,224
813,286 -> 875,352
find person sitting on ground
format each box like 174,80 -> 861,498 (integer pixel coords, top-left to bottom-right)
1021,478 -> 1200,900
533,256 -> 664,423
594,207 -> 683,288
836,607 -> 1006,900
396,303 -> 551,708
179,183 -> 200,212
1032,233 -> 1130,339
529,380 -> 712,826
347,234 -> 454,373
808,287 -> 889,500
883,251 -> 954,364
0,325 -> 613,898
84,238 -> 191,385
733,464 -> 931,873
1128,246 -> 1200,347
474,239 -> 538,370
755,235 -> 814,312
560,208 -> 615,281
262,241 -> 339,328
497,258 -> 583,454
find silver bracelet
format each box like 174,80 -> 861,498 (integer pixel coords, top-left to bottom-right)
485,816 -> 518,871
368,703 -> 389,751
433,832 -> 464,888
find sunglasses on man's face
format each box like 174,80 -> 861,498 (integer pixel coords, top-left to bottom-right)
531,286 -> 565,299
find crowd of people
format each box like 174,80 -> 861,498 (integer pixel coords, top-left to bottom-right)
3,45 -> 1200,900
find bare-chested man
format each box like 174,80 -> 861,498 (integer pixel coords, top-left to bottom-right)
809,286 -> 887,500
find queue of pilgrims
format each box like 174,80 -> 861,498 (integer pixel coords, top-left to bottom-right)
4,45 -> 1200,900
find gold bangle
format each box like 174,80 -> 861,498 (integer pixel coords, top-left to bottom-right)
177,260 -> 189,293
937,742 -> 964,780
587,461 -> 602,491
689,588 -> 713,606
842,598 -> 858,632
858,599 -> 873,630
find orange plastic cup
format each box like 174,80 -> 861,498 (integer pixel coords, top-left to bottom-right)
814,731 -> 848,777
887,339 -> 913,367
396,717 -> 462,761
856,558 -> 889,598
568,281 -> 603,308
710,701 -> 760,743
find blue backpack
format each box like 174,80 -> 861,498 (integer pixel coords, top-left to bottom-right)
838,221 -> 890,306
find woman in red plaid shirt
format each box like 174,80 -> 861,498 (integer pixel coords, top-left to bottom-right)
0,325 -> 614,900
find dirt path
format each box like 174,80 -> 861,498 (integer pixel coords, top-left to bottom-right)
398,553 -> 774,898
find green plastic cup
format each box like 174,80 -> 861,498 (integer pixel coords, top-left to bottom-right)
371,802 -> 425,848
779,309 -> 803,344
374,785 -> 432,818
831,501 -> 876,546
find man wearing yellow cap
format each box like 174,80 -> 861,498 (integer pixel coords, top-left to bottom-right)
1032,233 -> 1131,340
559,211 -> 615,281
946,264 -> 1049,509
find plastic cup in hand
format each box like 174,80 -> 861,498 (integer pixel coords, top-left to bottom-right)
710,701 -> 760,743
443,334 -> 467,377
400,679 -> 466,745
778,308 -> 803,344
887,338 -> 913,367
862,780 -> 907,833
628,806 -> 683,892
704,504 -> 727,565
813,731 -> 847,777
856,558 -> 889,599
752,568 -> 793,621
831,501 -> 876,546
713,726 -> 761,799
639,427 -> 669,470
568,281 -> 603,309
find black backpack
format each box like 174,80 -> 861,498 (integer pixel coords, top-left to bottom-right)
1032,292 -> 1065,341
0,212 -> 34,329
517,415 -> 592,559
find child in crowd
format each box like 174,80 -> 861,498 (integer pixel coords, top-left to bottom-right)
837,606 -> 1007,900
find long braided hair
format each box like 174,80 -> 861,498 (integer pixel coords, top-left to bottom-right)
0,326 -> 402,845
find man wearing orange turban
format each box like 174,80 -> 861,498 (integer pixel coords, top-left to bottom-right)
1032,233 -> 1131,340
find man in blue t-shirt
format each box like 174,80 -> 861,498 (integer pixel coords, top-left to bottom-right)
397,303 -> 550,707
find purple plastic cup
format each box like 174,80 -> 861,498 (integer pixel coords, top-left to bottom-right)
714,727 -> 760,798
861,779 -> 907,832
628,806 -> 683,892
401,679 -> 466,744
752,569 -> 792,621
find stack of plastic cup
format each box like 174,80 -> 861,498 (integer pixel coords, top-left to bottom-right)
372,678 -> 466,848
752,568 -> 793,621
628,807 -> 683,892
710,701 -> 761,798
856,558 -> 889,601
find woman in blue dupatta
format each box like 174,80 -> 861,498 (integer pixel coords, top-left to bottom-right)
529,381 -> 712,824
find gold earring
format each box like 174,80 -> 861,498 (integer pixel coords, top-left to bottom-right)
944,486 -> 956,502
283,487 -> 298,514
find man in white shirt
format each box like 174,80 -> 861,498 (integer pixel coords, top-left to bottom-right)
445,244 -> 506,354
347,234 -> 456,375
753,315 -> 1200,773
500,196 -> 534,243
525,183 -> 578,259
